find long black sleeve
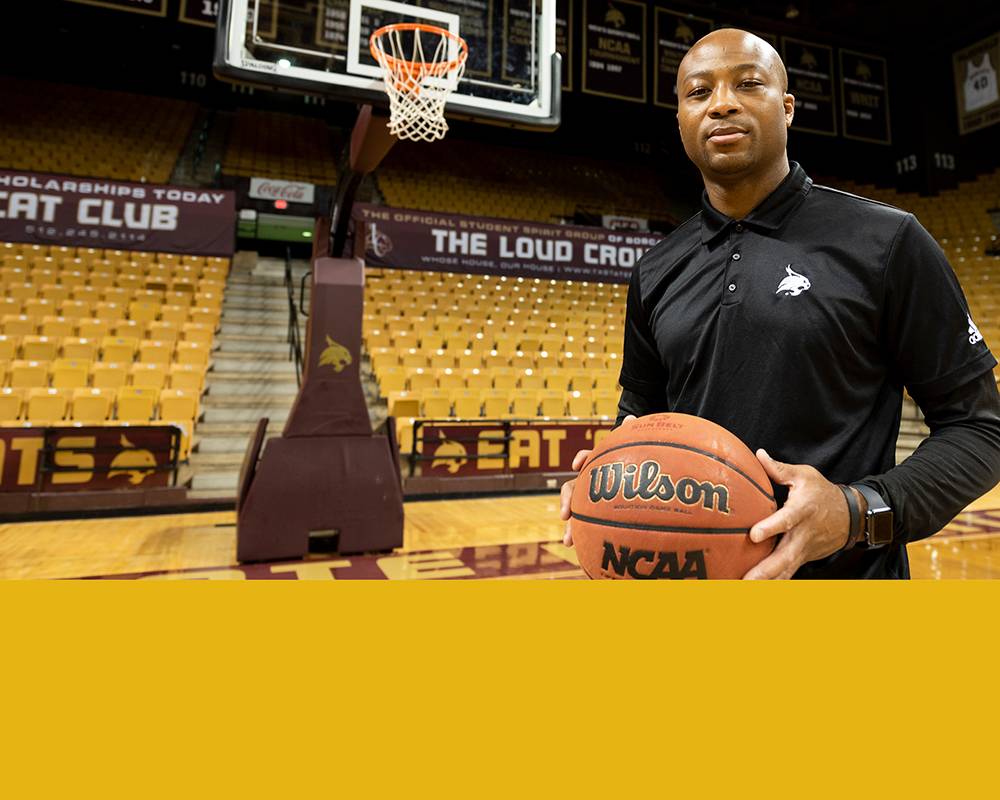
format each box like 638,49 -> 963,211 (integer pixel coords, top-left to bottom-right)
858,371 -> 1000,543
615,387 -> 669,428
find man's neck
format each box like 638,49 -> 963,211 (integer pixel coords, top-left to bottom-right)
702,158 -> 791,220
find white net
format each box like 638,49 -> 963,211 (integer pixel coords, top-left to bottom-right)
370,24 -> 468,143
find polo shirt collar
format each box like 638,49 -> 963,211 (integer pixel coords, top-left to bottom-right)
700,161 -> 812,244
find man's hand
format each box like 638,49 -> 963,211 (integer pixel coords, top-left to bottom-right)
742,450 -> 851,580
559,415 -> 637,546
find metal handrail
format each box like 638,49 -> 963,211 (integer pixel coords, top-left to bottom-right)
284,246 -> 305,386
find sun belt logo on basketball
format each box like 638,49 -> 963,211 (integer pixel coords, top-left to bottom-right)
588,460 -> 731,514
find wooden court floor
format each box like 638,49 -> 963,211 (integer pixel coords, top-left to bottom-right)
2,485 -> 1000,580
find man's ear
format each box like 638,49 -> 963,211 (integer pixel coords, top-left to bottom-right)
784,93 -> 795,127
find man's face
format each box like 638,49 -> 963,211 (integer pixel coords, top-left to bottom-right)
676,32 -> 794,180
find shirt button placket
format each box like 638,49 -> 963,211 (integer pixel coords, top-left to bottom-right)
724,244 -> 742,305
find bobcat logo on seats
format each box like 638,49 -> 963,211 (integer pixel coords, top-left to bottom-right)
319,336 -> 352,373
602,543 -> 707,579
674,21 -> 694,44
108,435 -> 157,485
605,2 -> 626,28
431,431 -> 468,474
588,460 -> 730,513
775,265 -> 811,297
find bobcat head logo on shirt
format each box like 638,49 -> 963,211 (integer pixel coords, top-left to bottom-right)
775,265 -> 811,297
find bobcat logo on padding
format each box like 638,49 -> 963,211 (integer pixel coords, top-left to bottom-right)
319,336 -> 352,372
775,265 -> 811,297
108,435 -> 157,485
605,2 -> 626,28
431,431 -> 468,474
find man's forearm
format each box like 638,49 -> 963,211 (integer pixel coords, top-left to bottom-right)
859,374 -> 1000,543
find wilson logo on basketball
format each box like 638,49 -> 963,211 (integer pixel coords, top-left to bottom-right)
587,460 -> 730,513
601,543 -> 707,579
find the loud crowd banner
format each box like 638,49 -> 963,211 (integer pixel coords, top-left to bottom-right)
0,170 -> 236,255
0,426 -> 177,492
353,204 -> 662,283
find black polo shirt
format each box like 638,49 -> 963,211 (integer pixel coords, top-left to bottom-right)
619,162 -> 998,578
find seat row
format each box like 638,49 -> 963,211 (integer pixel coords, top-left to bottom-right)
1,335 -> 211,366
376,366 -> 620,395
0,359 -> 206,391
2,241 -> 230,268
1,302 -> 220,328
0,322 -> 213,352
370,348 -> 619,373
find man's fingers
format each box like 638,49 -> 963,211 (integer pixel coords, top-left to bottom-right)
756,448 -> 796,486
748,502 -> 808,543
571,448 -> 592,472
563,522 -> 574,547
743,534 -> 802,580
622,415 -> 638,425
559,478 -> 575,520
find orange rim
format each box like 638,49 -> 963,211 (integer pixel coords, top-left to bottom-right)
369,22 -> 469,77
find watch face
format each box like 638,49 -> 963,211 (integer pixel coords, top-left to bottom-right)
869,511 -> 894,546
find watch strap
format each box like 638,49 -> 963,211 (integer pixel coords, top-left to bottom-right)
837,484 -> 862,550
851,483 -> 893,548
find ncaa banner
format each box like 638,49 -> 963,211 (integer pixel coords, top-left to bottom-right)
353,204 -> 662,283
653,8 -> 713,109
582,0 -> 647,103
782,37 -> 837,136
953,33 -> 1000,135
0,170 -> 235,256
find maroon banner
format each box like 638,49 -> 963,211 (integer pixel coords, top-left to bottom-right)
0,425 -> 177,492
353,204 -> 662,283
417,421 -> 616,476
0,170 -> 236,256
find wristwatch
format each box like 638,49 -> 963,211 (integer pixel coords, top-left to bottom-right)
849,484 -> 894,548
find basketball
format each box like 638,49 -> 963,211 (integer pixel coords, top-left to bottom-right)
569,414 -> 778,580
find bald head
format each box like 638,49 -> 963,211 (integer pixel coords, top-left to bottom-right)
678,29 -> 788,94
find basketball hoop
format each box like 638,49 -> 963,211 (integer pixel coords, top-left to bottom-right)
370,23 -> 468,142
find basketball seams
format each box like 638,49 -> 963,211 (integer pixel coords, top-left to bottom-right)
583,439 -> 776,503
570,511 -> 751,535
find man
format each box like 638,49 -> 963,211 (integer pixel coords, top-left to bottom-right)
559,28 -> 1000,579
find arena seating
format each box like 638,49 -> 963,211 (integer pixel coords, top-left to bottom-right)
378,140 -> 670,224
0,242 -> 228,458
0,78 -> 196,183
221,109 -> 339,185
363,268 -> 625,450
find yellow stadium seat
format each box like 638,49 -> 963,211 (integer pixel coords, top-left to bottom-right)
567,392 -> 593,417
41,284 -> 71,304
159,389 -> 200,457
175,341 -> 210,366
129,301 -> 160,324
377,368 -> 406,394
101,336 -> 138,362
511,389 -> 540,417
435,369 -> 465,390
10,360 -> 49,388
168,363 -> 206,392
58,300 -> 91,319
451,389 -> 481,418
61,337 -> 97,360
594,389 -> 619,418
188,306 -> 220,327
21,335 -> 59,361
138,340 -> 174,364
113,319 -> 145,340
71,286 -> 100,305
2,315 -> 36,336
94,301 -> 124,320
422,390 -> 452,418
407,369 -> 436,391
50,359 -> 90,389
159,305 -> 189,324
91,362 -> 128,389
147,321 -> 180,343
131,362 -> 168,389
519,371 -> 545,390
77,318 -> 112,340
23,298 -> 55,318
116,386 -> 158,422
482,389 -> 511,418
540,390 -> 567,418
0,335 -> 18,360
71,388 -> 115,423
389,395 -> 420,418
0,387 -> 24,420
181,322 -> 213,345
493,369 -> 518,391
40,316 -> 75,338
7,283 -> 36,302
101,287 -> 129,305
27,388 -> 69,423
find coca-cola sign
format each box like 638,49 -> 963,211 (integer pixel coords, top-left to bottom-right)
249,177 -> 315,204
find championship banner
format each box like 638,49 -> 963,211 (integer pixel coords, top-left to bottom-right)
782,37 -> 837,136
654,8 -> 713,109
582,0 -> 647,103
953,33 -> 1000,135
0,426 -> 178,493
416,0 -> 495,78
417,422 -> 616,476
353,204 -> 662,283
249,177 -> 316,204
179,0 -> 218,27
65,0 -> 168,17
503,0 -> 572,91
839,49 -> 890,144
0,170 -> 236,256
